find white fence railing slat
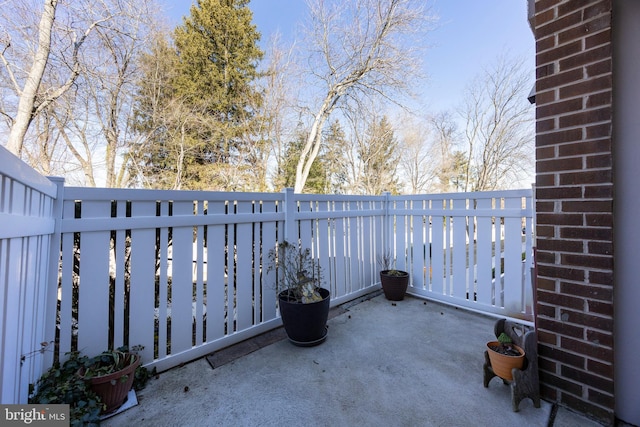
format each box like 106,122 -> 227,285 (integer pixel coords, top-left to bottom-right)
128,201 -> 157,365
236,200 -> 253,331
177,201 -> 198,351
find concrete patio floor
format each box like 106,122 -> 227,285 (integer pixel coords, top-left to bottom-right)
103,293 -> 603,427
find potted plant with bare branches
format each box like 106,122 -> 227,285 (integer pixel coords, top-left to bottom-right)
377,251 -> 409,301
268,240 -> 330,346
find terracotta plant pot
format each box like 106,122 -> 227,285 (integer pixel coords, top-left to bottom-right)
380,270 -> 409,301
81,353 -> 141,413
486,341 -> 525,381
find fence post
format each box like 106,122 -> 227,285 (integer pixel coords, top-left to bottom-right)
382,192 -> 391,253
283,188 -> 297,243
43,177 -> 65,369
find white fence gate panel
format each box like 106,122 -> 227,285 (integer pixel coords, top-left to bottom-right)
402,191 -> 534,323
0,147 -> 58,404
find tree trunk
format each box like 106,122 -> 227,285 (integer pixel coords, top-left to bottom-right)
6,0 -> 58,156
294,91 -> 338,193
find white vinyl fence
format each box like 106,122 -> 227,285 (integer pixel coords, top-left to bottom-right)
0,147 -> 61,404
0,149 -> 534,403
387,191 -> 535,321
55,188 -> 387,374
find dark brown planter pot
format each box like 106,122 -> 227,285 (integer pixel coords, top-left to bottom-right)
81,353 -> 141,414
279,287 -> 330,346
380,270 -> 409,301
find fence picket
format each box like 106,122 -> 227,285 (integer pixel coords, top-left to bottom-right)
236,200 -> 253,331
333,201 -> 347,299
362,201 -> 374,287
452,198 -> 467,300
128,201 -> 156,364
77,201 -> 111,357
157,201 -> 170,360
503,196 -> 524,317
348,201 -> 359,294
475,198 -> 494,305
411,200 -> 426,290
206,200 -> 226,341
170,201 -> 195,352
316,200 -> 331,293
2,236 -> 23,402
260,200 -> 277,322
225,202 -> 236,336
431,203 -> 445,295
112,202 -> 127,348
193,201 -> 205,346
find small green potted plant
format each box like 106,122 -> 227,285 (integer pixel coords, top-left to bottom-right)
29,351 -> 103,426
79,347 -> 141,414
377,251 -> 409,301
268,240 -> 330,346
30,346 -> 151,425
486,332 -> 525,381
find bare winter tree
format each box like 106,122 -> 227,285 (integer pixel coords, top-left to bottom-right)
1,0 -> 163,187
397,114 -> 433,194
0,0 -> 113,156
60,0 -> 161,187
429,111 -> 459,192
256,32 -> 300,190
459,56 -> 534,191
293,0 -> 433,193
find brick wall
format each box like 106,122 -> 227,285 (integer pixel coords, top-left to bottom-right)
533,0 -> 614,423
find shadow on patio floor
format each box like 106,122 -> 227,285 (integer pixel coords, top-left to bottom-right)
103,294 -> 600,427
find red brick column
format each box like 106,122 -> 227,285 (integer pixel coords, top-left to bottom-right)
533,0 -> 614,423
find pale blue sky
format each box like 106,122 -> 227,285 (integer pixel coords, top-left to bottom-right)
162,0 -> 535,113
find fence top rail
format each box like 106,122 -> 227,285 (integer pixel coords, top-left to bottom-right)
389,188 -> 533,201
0,146 -> 58,198
294,193 -> 386,203
60,187 -> 532,205
390,207 -> 532,218
60,211 -> 285,232
62,187 -> 284,203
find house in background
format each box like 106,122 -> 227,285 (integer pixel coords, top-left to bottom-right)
530,0 -> 639,425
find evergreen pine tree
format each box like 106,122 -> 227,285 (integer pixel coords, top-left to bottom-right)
131,0 -> 263,189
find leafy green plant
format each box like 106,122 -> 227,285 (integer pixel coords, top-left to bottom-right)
29,351 -> 102,427
492,332 -> 521,357
81,349 -> 136,380
29,346 -> 152,426
267,240 -> 324,303
498,332 -> 512,345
